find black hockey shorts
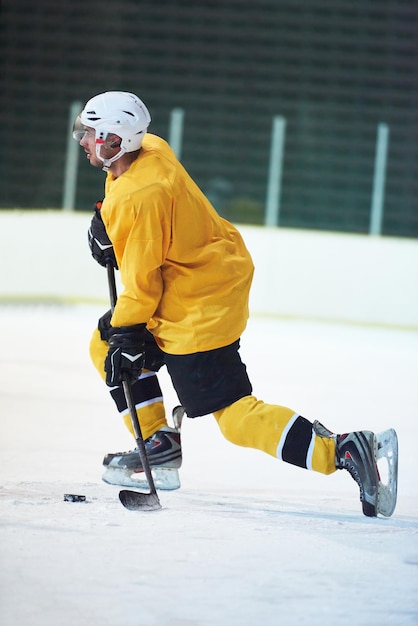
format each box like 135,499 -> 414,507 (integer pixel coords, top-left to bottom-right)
143,329 -> 166,372
143,334 -> 253,418
165,340 -> 253,418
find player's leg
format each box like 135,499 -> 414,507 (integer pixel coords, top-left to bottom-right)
165,340 -> 393,515
90,326 -> 182,488
165,340 -> 335,474
213,396 -> 337,475
89,326 -> 167,439
215,400 -> 392,515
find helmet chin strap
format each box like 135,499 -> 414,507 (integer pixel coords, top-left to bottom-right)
95,140 -> 126,171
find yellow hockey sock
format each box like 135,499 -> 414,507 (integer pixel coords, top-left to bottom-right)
121,400 -> 167,441
213,395 -> 336,475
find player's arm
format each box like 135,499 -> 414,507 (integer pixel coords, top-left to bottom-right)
105,187 -> 171,328
88,200 -> 118,269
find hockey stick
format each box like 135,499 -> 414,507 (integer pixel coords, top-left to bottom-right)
106,262 -> 161,511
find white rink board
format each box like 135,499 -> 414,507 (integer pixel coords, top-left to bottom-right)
1,209 -> 418,328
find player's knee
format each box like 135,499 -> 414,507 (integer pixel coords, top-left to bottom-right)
213,396 -> 255,447
89,327 -> 108,379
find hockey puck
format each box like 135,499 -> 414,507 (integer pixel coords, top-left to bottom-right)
63,494 -> 86,503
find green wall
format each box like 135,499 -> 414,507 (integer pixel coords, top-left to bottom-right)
1,0 -> 417,235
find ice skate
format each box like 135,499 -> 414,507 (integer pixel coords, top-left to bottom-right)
102,406 -> 184,491
314,421 -> 398,517
336,429 -> 380,517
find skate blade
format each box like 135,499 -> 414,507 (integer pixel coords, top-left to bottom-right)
102,466 -> 181,491
375,428 -> 398,517
172,405 -> 185,430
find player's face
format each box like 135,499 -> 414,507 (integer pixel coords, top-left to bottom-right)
79,126 -> 103,168
79,127 -> 122,168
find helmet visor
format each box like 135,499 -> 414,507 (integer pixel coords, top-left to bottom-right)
72,115 -> 85,141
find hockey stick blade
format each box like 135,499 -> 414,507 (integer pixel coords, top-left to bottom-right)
119,489 -> 162,511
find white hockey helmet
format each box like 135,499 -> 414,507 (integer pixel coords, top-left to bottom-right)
74,91 -> 151,168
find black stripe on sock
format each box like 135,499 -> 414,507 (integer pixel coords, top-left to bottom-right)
281,416 -> 313,469
110,375 -> 163,413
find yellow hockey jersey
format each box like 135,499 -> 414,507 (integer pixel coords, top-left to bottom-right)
100,133 -> 254,355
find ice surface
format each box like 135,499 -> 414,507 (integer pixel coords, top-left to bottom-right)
1,304 -> 417,626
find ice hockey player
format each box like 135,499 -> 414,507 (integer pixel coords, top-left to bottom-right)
73,90 -> 397,517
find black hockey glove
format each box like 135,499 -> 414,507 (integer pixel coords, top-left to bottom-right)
104,324 -> 146,387
88,201 -> 118,269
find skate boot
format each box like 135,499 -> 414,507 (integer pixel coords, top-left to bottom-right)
336,430 -> 379,517
314,421 -> 398,517
102,407 -> 184,491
